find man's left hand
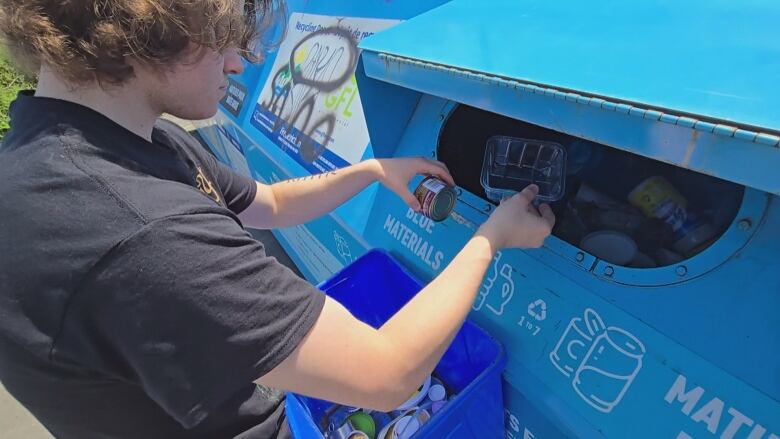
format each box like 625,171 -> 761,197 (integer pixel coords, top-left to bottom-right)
372,157 -> 455,212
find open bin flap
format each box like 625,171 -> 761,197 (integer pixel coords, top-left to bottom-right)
359,0 -> 780,195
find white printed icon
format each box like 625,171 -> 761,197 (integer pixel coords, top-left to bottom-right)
332,231 -> 353,262
527,299 -> 547,321
473,251 -> 514,316
549,308 -> 645,413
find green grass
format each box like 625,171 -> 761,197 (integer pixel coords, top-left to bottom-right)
1,51 -> 36,140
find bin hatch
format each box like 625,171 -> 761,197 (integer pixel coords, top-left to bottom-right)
361,0 -> 780,132
359,0 -> 780,194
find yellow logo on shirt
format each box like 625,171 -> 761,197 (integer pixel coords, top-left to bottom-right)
194,166 -> 221,204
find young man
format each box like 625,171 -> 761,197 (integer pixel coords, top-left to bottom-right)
0,0 -> 555,437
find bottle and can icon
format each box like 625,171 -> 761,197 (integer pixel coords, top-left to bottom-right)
573,326 -> 645,413
550,309 -> 606,377
549,308 -> 645,413
413,176 -> 457,222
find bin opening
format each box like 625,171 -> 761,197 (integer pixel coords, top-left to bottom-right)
438,105 -> 744,268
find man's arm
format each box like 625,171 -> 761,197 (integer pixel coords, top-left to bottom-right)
256,231 -> 497,411
255,186 -> 556,411
237,158 -> 453,229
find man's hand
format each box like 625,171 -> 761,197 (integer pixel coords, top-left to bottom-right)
477,185 -> 556,250
372,158 -> 455,211
239,158 -> 455,229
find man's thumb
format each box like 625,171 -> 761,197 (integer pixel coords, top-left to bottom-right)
403,191 -> 422,212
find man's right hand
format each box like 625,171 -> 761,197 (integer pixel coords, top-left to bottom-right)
256,184 -> 556,412
477,184 -> 556,250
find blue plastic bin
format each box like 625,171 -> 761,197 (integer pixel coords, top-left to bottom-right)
285,249 -> 507,438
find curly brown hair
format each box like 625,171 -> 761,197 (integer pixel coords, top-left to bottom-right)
0,0 -> 278,85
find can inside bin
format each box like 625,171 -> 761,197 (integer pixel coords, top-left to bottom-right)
438,104 -> 745,268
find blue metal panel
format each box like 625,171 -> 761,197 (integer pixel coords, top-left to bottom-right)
354,58 -> 422,159
503,366 -> 591,438
360,53 -> 780,195
365,176 -> 780,438
360,0 -> 780,133
358,91 -> 780,421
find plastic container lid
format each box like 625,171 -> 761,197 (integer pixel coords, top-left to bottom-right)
394,416 -> 421,439
580,231 -> 638,266
377,412 -> 423,439
480,136 -> 567,202
427,384 -> 446,402
394,375 -> 431,411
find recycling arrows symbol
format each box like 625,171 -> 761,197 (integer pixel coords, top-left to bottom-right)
527,299 -> 547,321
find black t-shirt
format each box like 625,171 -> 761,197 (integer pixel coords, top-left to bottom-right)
0,92 -> 326,438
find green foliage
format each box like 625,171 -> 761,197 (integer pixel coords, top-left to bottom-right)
0,52 -> 36,140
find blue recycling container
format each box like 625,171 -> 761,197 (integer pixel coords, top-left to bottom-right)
285,249 -> 507,438
199,1 -> 780,436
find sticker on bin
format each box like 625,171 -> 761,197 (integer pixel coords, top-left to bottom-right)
480,136 -> 567,203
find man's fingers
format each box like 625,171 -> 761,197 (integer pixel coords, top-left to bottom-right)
402,190 -> 422,212
512,184 -> 539,206
538,203 -> 556,228
425,158 -> 451,175
420,158 -> 455,186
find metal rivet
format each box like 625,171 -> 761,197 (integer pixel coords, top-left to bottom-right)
483,203 -> 492,213
676,265 -> 688,277
737,219 -> 752,230
438,114 -> 445,121
575,252 -> 585,262
603,266 -> 614,277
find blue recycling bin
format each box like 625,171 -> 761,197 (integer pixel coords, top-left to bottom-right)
199,1 -> 780,436
285,249 -> 507,438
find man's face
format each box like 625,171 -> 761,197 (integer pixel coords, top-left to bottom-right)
146,44 -> 246,120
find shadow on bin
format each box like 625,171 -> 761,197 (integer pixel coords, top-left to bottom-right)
285,249 -> 508,438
